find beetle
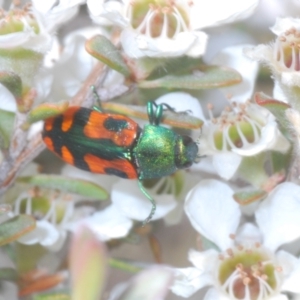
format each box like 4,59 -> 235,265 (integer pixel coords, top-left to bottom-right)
42,91 -> 199,224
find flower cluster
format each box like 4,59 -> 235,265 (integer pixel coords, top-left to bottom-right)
2,0 -> 300,300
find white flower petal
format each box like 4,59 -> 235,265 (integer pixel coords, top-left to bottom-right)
185,31 -> 208,57
212,152 -> 242,180
155,92 -> 204,120
212,45 -> 259,102
171,267 -> 210,298
0,31 -> 34,49
46,231 -> 67,252
48,28 -> 100,101
235,223 -> 262,245
256,182 -> 300,251
33,0 -> 85,32
244,44 -> 272,62
204,288 -> 227,300
190,0 -> 259,29
111,180 -> 177,221
271,18 -> 300,36
273,81 -> 288,103
18,220 -> 59,246
27,121 -> 43,141
188,249 -> 219,273
0,85 -> 17,112
232,122 -> 288,156
120,29 -> 199,58
86,0 -> 106,16
281,71 -> 300,86
271,295 -> 289,300
277,250 -> 300,293
185,179 -> 240,250
88,0 -> 127,27
83,205 -> 133,241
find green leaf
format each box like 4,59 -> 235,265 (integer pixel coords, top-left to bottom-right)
271,151 -> 292,174
102,102 -> 203,130
147,56 -> 205,80
33,292 -> 70,300
237,155 -> 269,188
109,258 -> 141,273
0,71 -> 22,99
233,189 -> 267,205
85,35 -> 130,76
18,175 -> 109,200
0,215 -> 36,246
118,267 -> 173,300
0,268 -> 18,281
0,48 -> 43,88
26,101 -> 69,124
70,228 -> 107,300
139,65 -> 242,89
16,244 -> 47,273
0,109 -> 15,148
254,92 -> 291,137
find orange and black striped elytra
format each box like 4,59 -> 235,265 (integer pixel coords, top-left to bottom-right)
42,99 -> 199,223
43,106 -> 140,179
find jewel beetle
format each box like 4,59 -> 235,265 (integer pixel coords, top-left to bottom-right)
42,91 -> 199,223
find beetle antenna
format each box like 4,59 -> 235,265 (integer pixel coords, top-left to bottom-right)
138,180 -> 156,225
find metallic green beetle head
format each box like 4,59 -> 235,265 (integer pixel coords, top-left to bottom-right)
175,135 -> 198,169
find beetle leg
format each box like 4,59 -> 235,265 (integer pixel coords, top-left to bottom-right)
147,102 -> 165,126
147,102 -> 155,125
138,179 -> 156,225
91,85 -> 104,113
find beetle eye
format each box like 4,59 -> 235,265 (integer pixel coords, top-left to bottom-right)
175,135 -> 198,169
182,135 -> 193,146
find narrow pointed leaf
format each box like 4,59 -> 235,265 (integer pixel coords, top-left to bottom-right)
255,92 -> 290,136
0,204 -> 12,215
0,268 -> 18,281
0,109 -> 15,148
34,294 -> 69,300
0,48 -> 43,87
0,215 -> 36,246
139,65 -> 242,89
118,267 -> 173,300
33,293 -> 70,300
0,72 -> 22,99
148,235 -> 162,264
19,272 -> 66,298
102,102 -> 203,130
271,151 -> 292,174
70,227 -> 107,300
86,35 -> 130,76
108,258 -> 141,273
233,189 -> 267,205
18,175 -> 109,200
26,102 -> 69,124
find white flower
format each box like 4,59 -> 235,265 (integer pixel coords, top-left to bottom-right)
77,176 -> 178,241
171,180 -> 300,299
197,45 -> 290,180
31,0 -> 86,32
41,27 -> 100,103
200,100 -> 290,180
87,0 -> 259,58
245,18 -> 300,88
63,165 -> 176,240
111,177 -> 177,221
0,3 -> 51,52
13,189 -> 76,251
43,27 -> 127,103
